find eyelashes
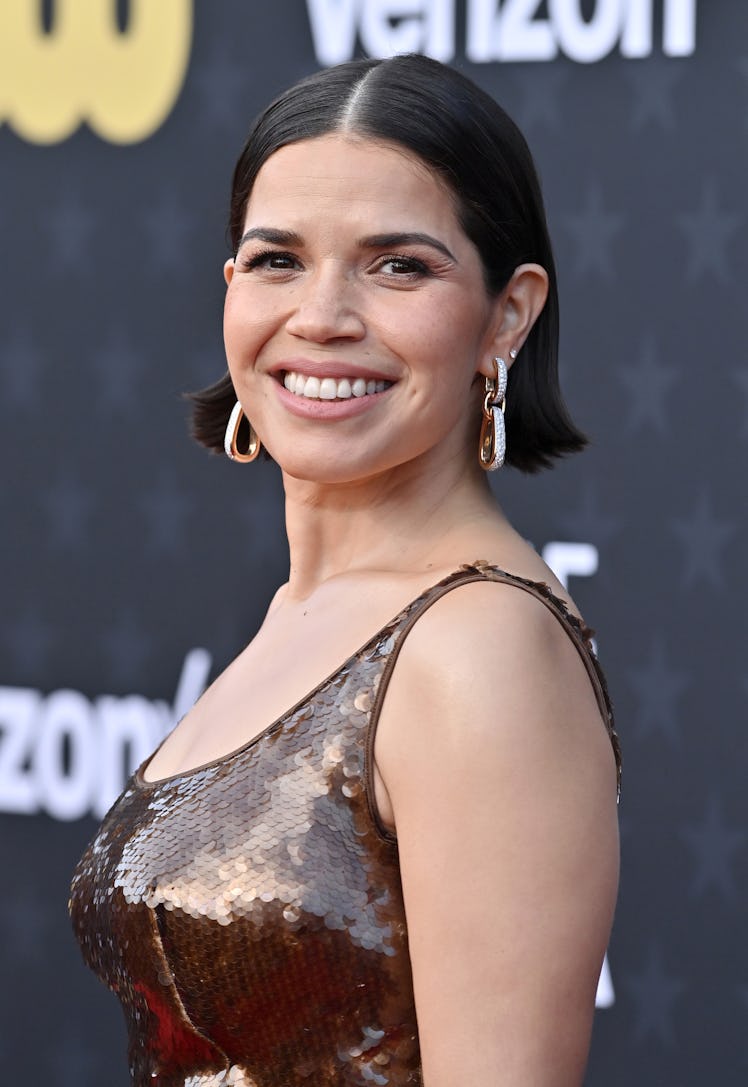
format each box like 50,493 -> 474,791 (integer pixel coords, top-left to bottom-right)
237,249 -> 433,279
238,248 -> 298,272
374,255 -> 430,276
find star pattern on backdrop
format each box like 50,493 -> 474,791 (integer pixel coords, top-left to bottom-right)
670,489 -> 735,589
616,336 -> 678,434
0,889 -> 52,965
46,196 -> 97,270
41,475 -> 94,551
142,192 -> 196,273
559,482 -> 624,549
624,58 -> 683,130
138,469 -> 195,555
731,367 -> 748,439
739,57 -> 748,132
676,180 -> 743,283
193,48 -> 251,130
627,634 -> 688,742
623,942 -> 686,1048
617,810 -> 633,846
561,183 -> 624,280
3,609 -> 55,673
513,66 -> 568,132
51,1030 -> 100,1087
0,326 -> 43,409
90,332 -> 146,416
740,985 -> 748,1069
187,339 -> 228,392
681,795 -> 746,902
100,608 -> 154,688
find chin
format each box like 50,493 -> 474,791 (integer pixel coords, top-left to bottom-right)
273,444 -> 401,487
266,429 -> 440,486
282,462 -> 370,486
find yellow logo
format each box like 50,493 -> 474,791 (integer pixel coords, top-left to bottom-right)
0,0 -> 193,144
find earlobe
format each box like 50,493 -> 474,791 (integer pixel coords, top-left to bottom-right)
224,258 -> 235,286
477,351 -> 500,380
484,263 -> 549,373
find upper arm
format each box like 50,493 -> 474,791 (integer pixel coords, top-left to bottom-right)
374,581 -> 620,1087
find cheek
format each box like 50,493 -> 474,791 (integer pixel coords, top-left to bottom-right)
404,304 -> 487,379
223,288 -> 277,364
379,302 -> 463,359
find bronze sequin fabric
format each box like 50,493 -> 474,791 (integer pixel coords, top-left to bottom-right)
70,563 -> 621,1087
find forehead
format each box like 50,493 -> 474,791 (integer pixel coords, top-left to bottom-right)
244,134 -> 461,232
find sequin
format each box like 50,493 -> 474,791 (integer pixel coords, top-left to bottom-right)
70,563 -> 620,1087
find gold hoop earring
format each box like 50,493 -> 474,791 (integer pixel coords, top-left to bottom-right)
478,357 -> 507,472
224,401 -> 261,463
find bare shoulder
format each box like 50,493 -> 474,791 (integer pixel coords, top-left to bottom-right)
378,575 -> 616,784
410,571 -> 582,665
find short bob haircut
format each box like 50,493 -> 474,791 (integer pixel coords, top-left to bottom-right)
191,53 -> 586,473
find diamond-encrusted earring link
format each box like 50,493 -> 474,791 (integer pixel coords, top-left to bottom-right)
478,357 -> 507,472
224,401 -> 261,463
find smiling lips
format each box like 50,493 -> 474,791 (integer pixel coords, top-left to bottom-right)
283,371 -> 392,401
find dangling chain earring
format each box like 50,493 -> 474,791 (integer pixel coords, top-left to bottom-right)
224,401 -> 261,463
478,356 -> 508,472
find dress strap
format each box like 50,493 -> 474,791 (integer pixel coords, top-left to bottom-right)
364,561 -> 621,840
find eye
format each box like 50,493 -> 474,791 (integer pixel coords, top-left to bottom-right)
239,249 -> 300,272
375,254 -> 430,277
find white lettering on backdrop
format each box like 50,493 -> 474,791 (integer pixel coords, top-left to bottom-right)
0,648 -> 210,821
306,0 -> 697,66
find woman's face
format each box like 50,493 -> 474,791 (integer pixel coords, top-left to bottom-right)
223,134 -> 505,485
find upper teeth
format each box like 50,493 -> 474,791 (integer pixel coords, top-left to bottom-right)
283,372 -> 390,400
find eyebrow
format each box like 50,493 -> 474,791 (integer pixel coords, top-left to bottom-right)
358,232 -> 456,262
237,227 -> 456,263
237,227 -> 303,251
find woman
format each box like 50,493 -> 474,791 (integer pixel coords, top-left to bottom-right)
71,54 -> 621,1087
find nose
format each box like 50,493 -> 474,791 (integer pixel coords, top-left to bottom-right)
285,263 -> 365,343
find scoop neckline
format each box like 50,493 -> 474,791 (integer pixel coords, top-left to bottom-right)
133,562 -> 568,790
134,603 -> 407,790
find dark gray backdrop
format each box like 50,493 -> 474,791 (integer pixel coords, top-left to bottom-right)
1,1 -> 746,1083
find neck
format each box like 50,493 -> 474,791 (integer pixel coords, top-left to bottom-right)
280,451 -> 502,600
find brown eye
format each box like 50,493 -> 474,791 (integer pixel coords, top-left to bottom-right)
241,249 -> 299,271
377,255 -> 429,276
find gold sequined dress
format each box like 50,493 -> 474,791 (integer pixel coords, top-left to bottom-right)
70,563 -> 621,1087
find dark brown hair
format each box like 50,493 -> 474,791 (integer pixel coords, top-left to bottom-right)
191,54 -> 587,472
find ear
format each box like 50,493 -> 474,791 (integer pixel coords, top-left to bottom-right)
224,257 -> 235,286
477,263 -> 549,378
